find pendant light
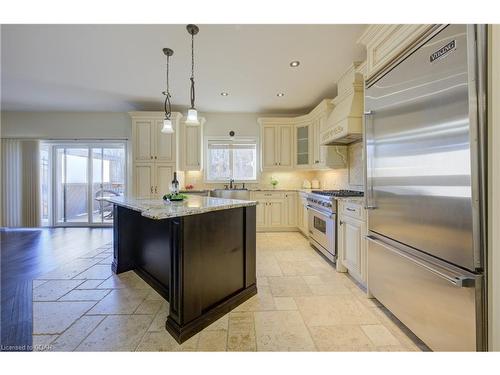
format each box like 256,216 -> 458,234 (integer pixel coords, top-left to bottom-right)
161,48 -> 174,133
185,24 -> 200,125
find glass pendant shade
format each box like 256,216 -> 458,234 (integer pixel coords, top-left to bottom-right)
161,118 -> 174,133
185,108 -> 199,125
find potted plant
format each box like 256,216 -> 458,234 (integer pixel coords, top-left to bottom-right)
270,176 -> 279,189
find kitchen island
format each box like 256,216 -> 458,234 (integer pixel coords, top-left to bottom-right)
106,195 -> 257,343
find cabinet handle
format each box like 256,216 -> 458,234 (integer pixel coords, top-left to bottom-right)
340,220 -> 343,226
155,156 -> 157,159
150,186 -> 153,194
346,208 -> 356,212
155,186 -> 158,194
150,156 -> 153,159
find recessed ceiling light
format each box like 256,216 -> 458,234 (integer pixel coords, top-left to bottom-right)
290,60 -> 300,67
277,93 -> 285,97
220,92 -> 229,96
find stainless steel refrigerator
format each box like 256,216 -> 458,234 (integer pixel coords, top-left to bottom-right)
364,24 -> 487,351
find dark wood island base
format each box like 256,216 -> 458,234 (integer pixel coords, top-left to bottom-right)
111,203 -> 257,343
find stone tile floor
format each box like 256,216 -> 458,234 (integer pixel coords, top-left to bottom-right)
32,232 -> 428,351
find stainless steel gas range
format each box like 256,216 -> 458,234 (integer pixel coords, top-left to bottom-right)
307,190 -> 364,262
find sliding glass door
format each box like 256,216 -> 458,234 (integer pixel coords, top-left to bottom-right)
52,142 -> 126,226
91,147 -> 126,224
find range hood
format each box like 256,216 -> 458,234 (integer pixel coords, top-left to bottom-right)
321,63 -> 364,145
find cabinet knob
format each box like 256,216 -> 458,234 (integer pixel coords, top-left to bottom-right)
150,156 -> 153,159
155,156 -> 157,159
340,220 -> 343,226
150,186 -> 153,194
155,186 -> 158,193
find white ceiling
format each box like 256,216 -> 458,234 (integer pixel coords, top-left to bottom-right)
1,24 -> 366,114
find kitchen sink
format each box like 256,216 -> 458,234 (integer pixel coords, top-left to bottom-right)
210,189 -> 250,200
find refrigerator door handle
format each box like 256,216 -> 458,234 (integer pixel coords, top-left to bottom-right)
364,110 -> 376,210
366,235 -> 476,288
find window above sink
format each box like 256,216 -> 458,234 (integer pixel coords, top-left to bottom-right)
204,136 -> 258,183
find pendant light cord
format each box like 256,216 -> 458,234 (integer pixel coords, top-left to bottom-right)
164,54 -> 171,119
190,32 -> 196,109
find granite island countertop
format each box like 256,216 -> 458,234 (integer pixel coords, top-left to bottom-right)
105,195 -> 257,220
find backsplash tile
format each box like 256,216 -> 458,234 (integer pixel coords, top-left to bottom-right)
180,142 -> 364,191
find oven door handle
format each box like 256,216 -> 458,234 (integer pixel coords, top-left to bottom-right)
306,205 -> 334,219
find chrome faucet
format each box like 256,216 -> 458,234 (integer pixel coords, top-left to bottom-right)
229,179 -> 234,189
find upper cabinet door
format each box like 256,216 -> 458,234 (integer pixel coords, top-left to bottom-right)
311,117 -> 322,166
184,125 -> 201,170
278,125 -> 293,168
262,125 -> 278,169
295,122 -> 310,168
155,120 -> 176,163
134,120 -> 154,161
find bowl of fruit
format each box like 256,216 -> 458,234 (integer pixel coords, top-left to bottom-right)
163,193 -> 188,202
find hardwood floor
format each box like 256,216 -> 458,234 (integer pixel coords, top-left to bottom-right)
0,227 -> 112,351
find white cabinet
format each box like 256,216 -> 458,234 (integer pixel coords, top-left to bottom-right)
255,199 -> 267,227
252,191 -> 297,231
337,200 -> 367,285
179,120 -> 204,171
278,125 -> 293,168
259,99 -> 347,171
155,120 -> 176,163
155,163 -> 174,197
133,117 -> 176,163
178,118 -> 204,171
340,216 -> 363,279
133,162 -> 174,199
130,112 -> 181,198
297,192 -> 309,236
311,116 -> 323,167
358,24 -> 435,79
259,119 -> 294,170
295,121 -> 311,167
284,192 -> 297,227
268,199 -> 285,227
134,119 -> 154,161
262,125 -> 278,169
134,163 -> 155,198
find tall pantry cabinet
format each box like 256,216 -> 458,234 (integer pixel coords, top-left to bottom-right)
130,111 -> 182,199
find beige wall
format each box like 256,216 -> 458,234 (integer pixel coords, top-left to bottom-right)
202,112 -> 261,137
1,111 -> 132,139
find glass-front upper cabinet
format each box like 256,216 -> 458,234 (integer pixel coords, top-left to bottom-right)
295,121 -> 311,167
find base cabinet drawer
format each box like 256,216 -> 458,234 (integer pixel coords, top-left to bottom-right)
367,236 -> 482,351
341,201 -> 365,220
